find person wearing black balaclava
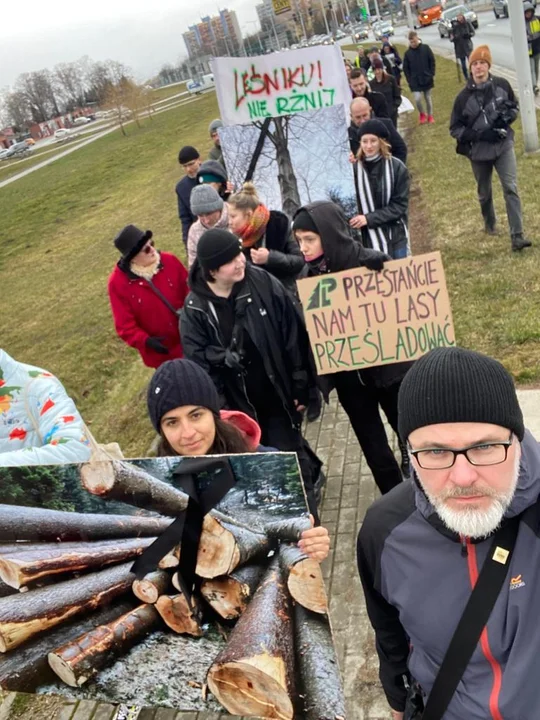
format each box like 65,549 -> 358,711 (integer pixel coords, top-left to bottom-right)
293,201 -> 413,493
179,227 -> 324,513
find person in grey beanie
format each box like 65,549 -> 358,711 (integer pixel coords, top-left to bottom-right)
208,118 -> 226,170
187,185 -> 229,268
357,346 -> 540,720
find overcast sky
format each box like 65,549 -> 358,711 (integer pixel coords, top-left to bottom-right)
0,0 -> 260,88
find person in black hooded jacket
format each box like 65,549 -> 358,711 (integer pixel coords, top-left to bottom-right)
179,227 -> 323,513
293,201 -> 413,493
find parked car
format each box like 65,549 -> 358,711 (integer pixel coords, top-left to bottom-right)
54,128 -> 76,143
438,4 -> 478,35
373,20 -> 395,39
0,141 -> 31,159
352,23 -> 370,40
321,34 -> 334,44
492,0 -> 509,16
72,116 -> 91,126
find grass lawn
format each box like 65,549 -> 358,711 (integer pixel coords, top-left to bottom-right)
0,91 -> 217,456
403,52 -> 540,383
152,82 -> 187,103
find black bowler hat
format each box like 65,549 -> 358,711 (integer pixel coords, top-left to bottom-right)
114,224 -> 153,264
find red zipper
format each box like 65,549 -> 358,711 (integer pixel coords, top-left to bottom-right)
465,538 -> 504,720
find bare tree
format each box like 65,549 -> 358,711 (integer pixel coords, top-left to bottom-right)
54,61 -> 87,110
3,90 -> 32,129
15,70 -> 60,123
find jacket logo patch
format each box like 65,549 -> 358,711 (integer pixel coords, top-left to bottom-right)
510,574 -> 526,591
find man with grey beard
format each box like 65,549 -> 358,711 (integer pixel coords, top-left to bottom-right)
357,346 -> 538,720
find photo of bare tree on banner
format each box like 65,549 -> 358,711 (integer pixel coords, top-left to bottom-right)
0,454 -> 345,719
220,104 -> 357,219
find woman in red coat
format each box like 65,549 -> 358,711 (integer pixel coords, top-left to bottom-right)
108,224 -> 189,368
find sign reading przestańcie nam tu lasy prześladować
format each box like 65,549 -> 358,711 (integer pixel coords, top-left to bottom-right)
296,251 -> 456,375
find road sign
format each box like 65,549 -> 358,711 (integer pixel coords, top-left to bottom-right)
272,0 -> 292,14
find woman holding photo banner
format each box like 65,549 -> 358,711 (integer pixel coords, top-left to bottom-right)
293,200 -> 413,493
350,119 -> 411,260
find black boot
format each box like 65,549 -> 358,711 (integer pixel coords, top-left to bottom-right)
484,223 -> 500,236
511,234 -> 533,252
399,439 -> 411,479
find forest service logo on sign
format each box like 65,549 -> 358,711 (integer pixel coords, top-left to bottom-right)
297,252 -> 456,375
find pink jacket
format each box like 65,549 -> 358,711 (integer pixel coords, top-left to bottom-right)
187,204 -> 229,268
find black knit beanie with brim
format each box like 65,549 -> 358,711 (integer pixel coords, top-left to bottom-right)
398,347 -> 525,441
147,359 -> 220,432
292,209 -> 320,235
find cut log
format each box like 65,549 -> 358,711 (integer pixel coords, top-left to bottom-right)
265,516 -> 312,544
294,605 -> 346,720
155,593 -> 203,637
132,571 -> 171,604
278,544 -> 328,615
0,504 -> 172,543
207,557 -> 295,719
200,563 -> 266,620
0,601 -> 134,692
197,515 -> 270,579
157,546 -> 180,569
48,603 -> 161,687
0,538 -> 155,589
0,561 -> 135,652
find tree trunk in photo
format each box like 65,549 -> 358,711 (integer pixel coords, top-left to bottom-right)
200,563 -> 266,620
155,593 -> 203,637
278,544 -> 328,615
0,538 -> 155,590
0,504 -> 172,543
265,516 -> 312,544
197,515 -> 270,579
0,581 -> 15,599
0,601 -> 134,692
271,117 -> 301,218
48,604 -> 161,687
207,557 -> 295,719
0,562 -> 135,652
132,571 -> 171,604
294,604 -> 346,720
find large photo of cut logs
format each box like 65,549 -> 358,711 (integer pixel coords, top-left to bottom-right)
0,454 -> 346,719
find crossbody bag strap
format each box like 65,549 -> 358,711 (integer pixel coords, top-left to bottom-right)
422,514 -> 521,720
146,279 -> 180,316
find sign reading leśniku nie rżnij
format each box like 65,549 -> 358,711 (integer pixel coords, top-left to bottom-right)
212,45 -> 352,127
297,252 -> 456,375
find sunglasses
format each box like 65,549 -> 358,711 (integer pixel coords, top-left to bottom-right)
142,240 -> 155,255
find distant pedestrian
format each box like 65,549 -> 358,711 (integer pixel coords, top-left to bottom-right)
449,12 -> 476,80
187,185 -> 229,268
196,160 -> 232,201
175,146 -> 201,247
524,2 -> 540,93
349,119 -> 410,260
349,97 -> 408,164
366,47 -> 393,81
108,225 -> 189,368
354,46 -> 371,72
450,45 -> 533,251
403,30 -> 436,124
381,41 -> 403,86
208,119 -> 226,170
369,58 -> 402,127
350,69 -> 390,119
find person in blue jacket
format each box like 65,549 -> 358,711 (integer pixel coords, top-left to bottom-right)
175,146 -> 201,247
146,358 -> 329,561
0,348 -> 91,466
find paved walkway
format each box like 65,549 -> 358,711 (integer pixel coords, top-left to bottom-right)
1,390 -> 539,719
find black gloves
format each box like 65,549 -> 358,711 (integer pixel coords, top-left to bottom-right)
362,248 -> 391,272
145,337 -> 169,354
461,128 -> 478,143
479,128 -> 503,143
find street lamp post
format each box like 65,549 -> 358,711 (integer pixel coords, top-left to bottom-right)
404,0 -> 415,29
319,0 -> 332,34
508,0 -> 539,152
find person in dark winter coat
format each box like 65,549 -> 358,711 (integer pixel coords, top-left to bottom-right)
350,69 -> 390,118
349,97 -> 408,164
449,12 -> 475,80
369,58 -> 402,127
227,183 -> 305,295
108,225 -> 189,368
293,201 -> 413,494
381,41 -> 403,86
353,46 -> 372,72
449,45 -> 533,252
350,119 -> 410,259
197,160 -> 232,201
179,229 -> 323,513
524,1 -> 540,93
146,358 -> 330,561
175,146 -> 201,246
358,347 -> 539,720
403,31 -> 436,124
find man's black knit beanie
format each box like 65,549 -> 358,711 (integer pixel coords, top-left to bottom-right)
398,347 -> 524,441
147,359 -> 220,432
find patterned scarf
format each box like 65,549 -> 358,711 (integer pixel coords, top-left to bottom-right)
237,204 -> 271,249
130,255 -> 161,280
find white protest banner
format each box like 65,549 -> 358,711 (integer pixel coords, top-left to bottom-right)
296,252 -> 456,375
212,45 -> 352,127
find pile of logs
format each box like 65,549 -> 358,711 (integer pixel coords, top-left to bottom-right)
0,459 -> 345,719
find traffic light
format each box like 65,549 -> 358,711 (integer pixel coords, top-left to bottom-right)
308,7 -> 314,16
292,12 -> 298,21
328,1 -> 333,8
